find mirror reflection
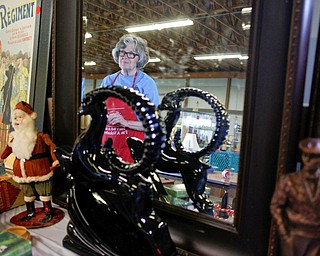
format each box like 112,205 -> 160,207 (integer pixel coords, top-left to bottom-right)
103,98 -> 146,163
82,0 -> 252,225
174,98 -> 217,152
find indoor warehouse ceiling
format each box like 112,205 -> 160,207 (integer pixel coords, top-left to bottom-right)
82,0 -> 252,75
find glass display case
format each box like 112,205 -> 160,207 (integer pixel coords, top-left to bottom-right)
157,171 -> 237,224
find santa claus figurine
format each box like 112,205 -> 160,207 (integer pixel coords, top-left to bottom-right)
0,101 -> 59,223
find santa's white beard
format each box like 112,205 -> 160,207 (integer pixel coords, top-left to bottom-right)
10,116 -> 37,160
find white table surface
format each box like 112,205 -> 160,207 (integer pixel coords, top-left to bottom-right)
0,201 -> 79,256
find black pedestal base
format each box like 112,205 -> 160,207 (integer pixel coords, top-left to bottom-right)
63,221 -> 117,256
63,235 -> 97,256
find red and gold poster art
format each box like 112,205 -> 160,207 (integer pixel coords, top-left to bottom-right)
0,0 -> 39,153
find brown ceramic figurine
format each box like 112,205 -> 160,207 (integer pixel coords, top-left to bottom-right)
270,138 -> 320,256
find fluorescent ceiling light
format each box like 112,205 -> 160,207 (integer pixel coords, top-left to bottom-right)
194,54 -> 248,60
85,32 -> 92,39
83,16 -> 88,27
148,57 -> 161,63
241,7 -> 252,14
242,23 -> 251,30
125,19 -> 193,33
84,61 -> 96,66
239,55 -> 249,60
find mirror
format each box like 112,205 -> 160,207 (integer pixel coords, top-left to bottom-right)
55,0 -> 309,254
81,0 -> 252,225
157,96 -> 235,223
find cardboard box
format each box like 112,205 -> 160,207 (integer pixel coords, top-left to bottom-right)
165,195 -> 190,207
160,177 -> 175,185
0,171 -> 24,213
164,183 -> 211,198
165,184 -> 189,198
0,231 -> 32,256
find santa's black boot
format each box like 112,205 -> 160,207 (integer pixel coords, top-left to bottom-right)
19,201 -> 35,221
39,201 -> 54,223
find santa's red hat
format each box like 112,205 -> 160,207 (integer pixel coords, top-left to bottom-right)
14,101 -> 37,119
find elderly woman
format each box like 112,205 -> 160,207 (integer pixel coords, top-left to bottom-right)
100,34 -> 159,162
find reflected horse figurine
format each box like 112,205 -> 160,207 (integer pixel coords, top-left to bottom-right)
128,88 -> 229,215
55,86 -> 177,256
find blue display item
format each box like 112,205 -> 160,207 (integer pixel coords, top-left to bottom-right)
209,151 -> 240,172
55,86 -> 177,256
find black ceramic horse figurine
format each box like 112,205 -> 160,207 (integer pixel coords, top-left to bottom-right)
55,86 -> 177,256
127,88 -> 229,215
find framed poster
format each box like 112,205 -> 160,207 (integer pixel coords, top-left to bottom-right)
0,0 -> 52,153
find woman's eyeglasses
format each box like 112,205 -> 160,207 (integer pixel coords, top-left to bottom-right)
119,50 -> 139,59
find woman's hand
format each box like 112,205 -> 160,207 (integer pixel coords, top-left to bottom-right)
108,112 -> 127,126
107,112 -> 144,131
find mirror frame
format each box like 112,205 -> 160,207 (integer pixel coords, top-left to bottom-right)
52,0 -> 312,254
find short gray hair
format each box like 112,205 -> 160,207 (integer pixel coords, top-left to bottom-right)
112,34 -> 150,69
